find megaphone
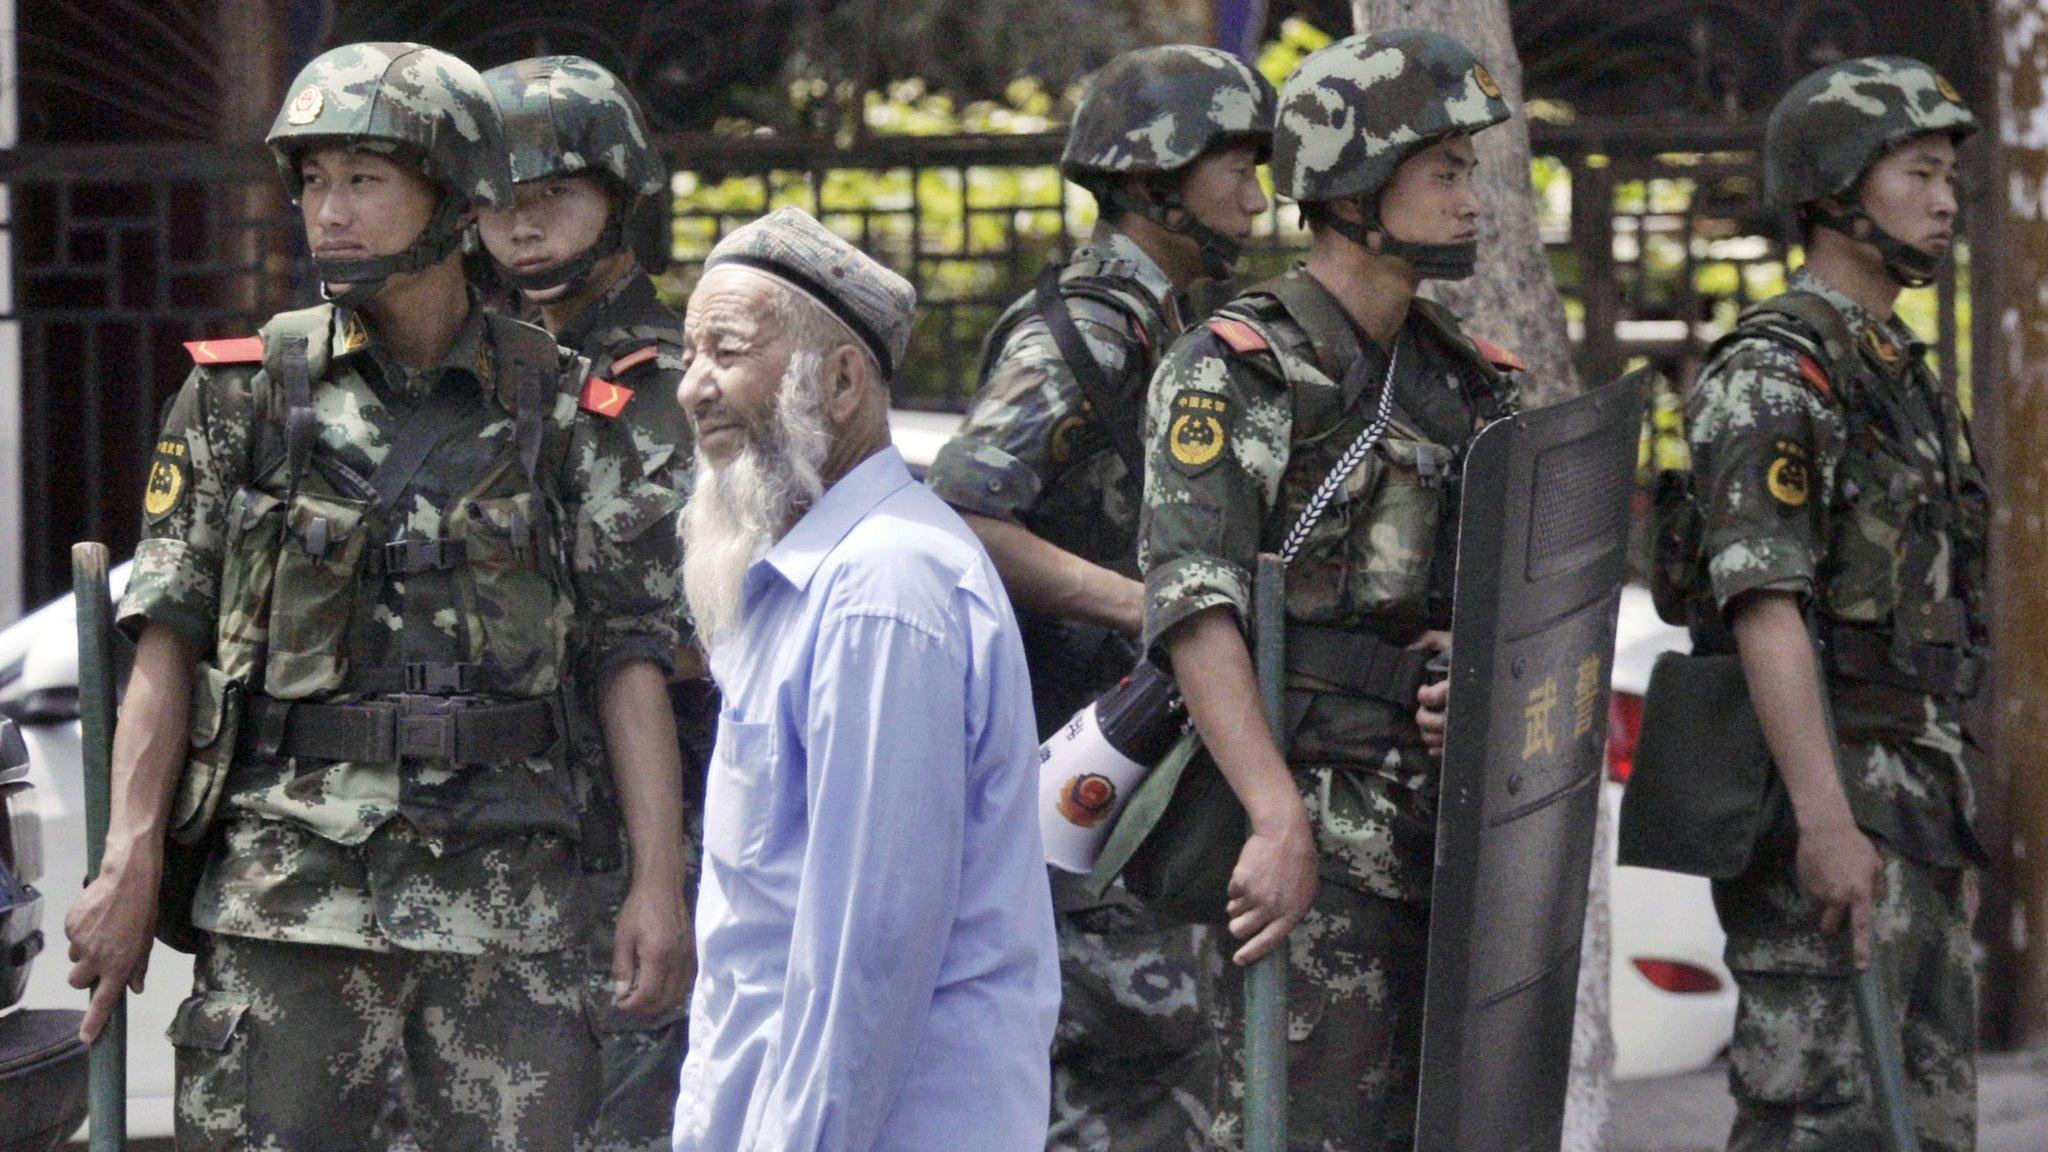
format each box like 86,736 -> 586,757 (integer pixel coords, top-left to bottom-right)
1037,662 -> 1185,873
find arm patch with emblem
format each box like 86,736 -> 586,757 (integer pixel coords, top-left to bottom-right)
1765,439 -> 1812,511
144,436 -> 191,522
1167,392 -> 1233,476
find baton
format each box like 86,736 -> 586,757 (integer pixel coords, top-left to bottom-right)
1853,960 -> 1921,1152
1245,553 -> 1289,1152
73,543 -> 128,1152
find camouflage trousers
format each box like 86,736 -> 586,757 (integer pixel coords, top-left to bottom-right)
581,865 -> 690,1152
1048,877 -> 1218,1152
1209,880 -> 1430,1152
1714,850 -> 1977,1152
170,932 -> 597,1152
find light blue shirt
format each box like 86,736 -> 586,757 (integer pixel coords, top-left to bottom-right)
674,447 -> 1060,1152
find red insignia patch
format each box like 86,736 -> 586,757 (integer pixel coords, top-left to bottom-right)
183,336 -> 265,365
1471,336 -> 1526,372
608,345 -> 659,375
1205,319 -> 1268,353
579,376 -> 634,418
1796,355 -> 1834,402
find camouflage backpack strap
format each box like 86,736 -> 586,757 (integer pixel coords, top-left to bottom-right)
489,313 -> 578,569
1408,296 -> 1523,418
1029,260 -> 1166,479
1256,271 -> 1362,389
258,303 -> 338,496
1710,290 -> 1855,406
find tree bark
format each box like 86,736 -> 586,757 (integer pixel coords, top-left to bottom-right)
1994,0 -> 2048,1049
1347,3 -> 1610,1149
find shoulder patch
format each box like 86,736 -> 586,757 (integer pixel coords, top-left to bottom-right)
1795,355 -> 1834,402
143,436 -> 191,522
608,345 -> 660,375
1471,336 -> 1526,372
579,376 -> 634,418
184,336 -> 264,365
1166,392 -> 1233,476
1205,319 -> 1268,354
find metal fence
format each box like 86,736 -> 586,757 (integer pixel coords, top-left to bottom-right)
0,123 -> 1986,605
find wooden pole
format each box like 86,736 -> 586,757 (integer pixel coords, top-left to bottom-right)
1993,0 -> 2048,1049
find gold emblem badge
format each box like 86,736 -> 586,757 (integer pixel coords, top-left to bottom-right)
1472,62 -> 1502,100
1055,773 -> 1118,829
1935,73 -> 1962,103
340,313 -> 370,353
144,438 -> 190,521
1766,446 -> 1810,509
1168,392 -> 1230,474
285,85 -> 325,126
1865,327 -> 1901,366
1048,413 -> 1089,466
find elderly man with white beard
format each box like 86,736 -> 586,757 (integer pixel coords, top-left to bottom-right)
669,207 -> 1061,1152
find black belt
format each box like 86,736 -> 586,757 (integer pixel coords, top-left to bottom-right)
244,693 -> 559,765
347,662 -> 513,695
363,537 -> 467,577
1284,623 -> 1432,706
1824,621 -> 1983,699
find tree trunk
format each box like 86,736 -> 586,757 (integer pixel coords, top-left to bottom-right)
1346,3 -> 1611,1149
1994,0 -> 2048,1049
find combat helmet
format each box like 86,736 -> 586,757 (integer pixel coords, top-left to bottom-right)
1271,29 -> 1510,280
267,42 -> 514,307
483,55 -> 673,292
1061,45 -> 1277,279
1765,56 -> 1977,288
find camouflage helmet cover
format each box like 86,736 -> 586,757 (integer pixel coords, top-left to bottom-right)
482,55 -> 667,202
1271,29 -> 1510,205
1060,45 -> 1277,177
267,42 -> 515,211
1764,56 -> 1978,211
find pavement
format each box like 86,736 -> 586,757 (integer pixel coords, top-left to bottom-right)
1613,1047 -> 2048,1152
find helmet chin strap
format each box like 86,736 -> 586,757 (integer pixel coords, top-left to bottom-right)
316,195 -> 469,309
1809,202 -> 1946,289
1104,184 -> 1242,281
496,212 -> 629,300
1319,198 -> 1477,281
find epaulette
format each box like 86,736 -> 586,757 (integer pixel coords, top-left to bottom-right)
579,376 -> 634,418
1470,336 -> 1525,373
608,345 -> 659,375
1206,318 -> 1268,354
184,336 -> 265,365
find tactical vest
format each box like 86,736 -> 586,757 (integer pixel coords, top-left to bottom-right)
213,304 -> 584,718
1211,273 -> 1519,639
1675,290 -> 1987,720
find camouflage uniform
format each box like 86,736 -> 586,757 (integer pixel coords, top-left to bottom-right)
929,46 -> 1276,1151
485,55 -> 696,1152
121,43 -> 686,1151
1137,31 -> 1517,1152
1672,57 -> 1987,1151
1688,264 -> 1986,1150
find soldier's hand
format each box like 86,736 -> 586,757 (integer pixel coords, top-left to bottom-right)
65,850 -> 161,1044
1415,680 -> 1450,755
1225,803 -> 1318,966
612,878 -> 694,1016
1795,820 -> 1883,968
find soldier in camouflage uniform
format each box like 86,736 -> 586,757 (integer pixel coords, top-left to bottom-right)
1674,57 -> 1986,1152
479,56 -> 696,1152
1136,31 -> 1525,1152
62,43 -> 691,1151
927,45 -> 1274,1152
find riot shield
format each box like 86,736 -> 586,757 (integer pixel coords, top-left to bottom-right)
1415,369 -> 1652,1152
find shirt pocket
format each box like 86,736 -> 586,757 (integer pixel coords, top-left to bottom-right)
1346,436 -> 1443,613
701,712 -> 775,871
458,491 -> 570,696
265,491 -> 368,698
1825,442 -> 1924,623
216,487 -> 284,685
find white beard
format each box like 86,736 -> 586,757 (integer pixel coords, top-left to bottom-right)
680,351 -> 832,648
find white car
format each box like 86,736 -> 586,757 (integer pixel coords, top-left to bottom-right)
2,415 -> 1729,1139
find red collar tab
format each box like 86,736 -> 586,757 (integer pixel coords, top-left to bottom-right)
1796,355 -> 1834,402
579,376 -> 634,418
1205,319 -> 1268,354
1471,336 -> 1526,372
608,345 -> 659,375
184,336 -> 265,365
